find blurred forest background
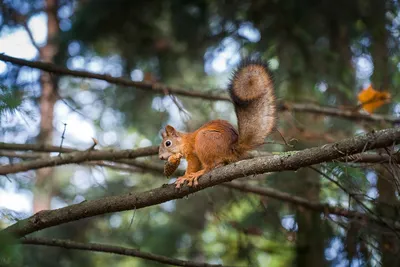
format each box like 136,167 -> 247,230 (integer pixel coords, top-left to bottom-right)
0,0 -> 400,266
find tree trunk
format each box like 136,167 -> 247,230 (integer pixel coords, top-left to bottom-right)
368,0 -> 391,91
284,74 -> 327,267
376,167 -> 400,266
33,0 -> 59,212
295,168 -> 325,267
366,2 -> 399,265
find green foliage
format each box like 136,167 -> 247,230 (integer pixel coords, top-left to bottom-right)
0,231 -> 22,267
0,85 -> 23,119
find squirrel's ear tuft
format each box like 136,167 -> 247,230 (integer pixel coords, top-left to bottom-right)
165,125 -> 178,137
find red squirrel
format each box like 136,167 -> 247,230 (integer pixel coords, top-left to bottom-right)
159,59 -> 276,188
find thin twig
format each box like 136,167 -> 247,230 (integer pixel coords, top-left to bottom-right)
21,20 -> 41,52
86,138 -> 98,151
58,123 -> 67,156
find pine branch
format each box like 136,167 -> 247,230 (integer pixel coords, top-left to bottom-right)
223,182 -> 399,231
0,54 -> 398,124
0,85 -> 24,117
21,237 -> 229,267
2,127 -> 400,238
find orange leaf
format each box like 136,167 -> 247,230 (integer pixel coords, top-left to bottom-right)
357,85 -> 391,114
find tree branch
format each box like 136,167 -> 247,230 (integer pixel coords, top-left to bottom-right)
254,151 -> 399,165
21,237 -> 228,267
5,149 -> 395,222
0,54 -> 398,124
116,159 -> 400,229
337,152 -> 400,164
0,151 -> 45,159
280,102 -> 400,124
0,151 -> 156,173
0,146 -> 159,175
2,127 -> 400,238
21,20 -> 41,52
0,53 -> 226,101
0,142 -> 77,153
223,182 -> 399,230
0,143 -> 397,176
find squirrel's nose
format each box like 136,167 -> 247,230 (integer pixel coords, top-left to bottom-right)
159,155 -> 165,160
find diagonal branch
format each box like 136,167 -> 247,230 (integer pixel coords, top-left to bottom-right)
223,182 -> 399,231
2,127 -> 400,238
21,20 -> 41,52
0,54 -> 398,124
21,237 -> 228,267
4,149 -> 396,222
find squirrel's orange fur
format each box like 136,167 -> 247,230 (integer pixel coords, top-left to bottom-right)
159,58 -> 276,188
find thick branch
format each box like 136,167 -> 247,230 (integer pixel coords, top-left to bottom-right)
2,127 -> 400,238
0,146 -> 159,175
21,237 -> 225,267
0,54 -> 398,124
1,144 -> 397,176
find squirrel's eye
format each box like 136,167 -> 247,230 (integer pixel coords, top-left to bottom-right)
165,140 -> 172,147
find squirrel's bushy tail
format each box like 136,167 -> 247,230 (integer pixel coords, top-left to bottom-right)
228,58 -> 276,153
